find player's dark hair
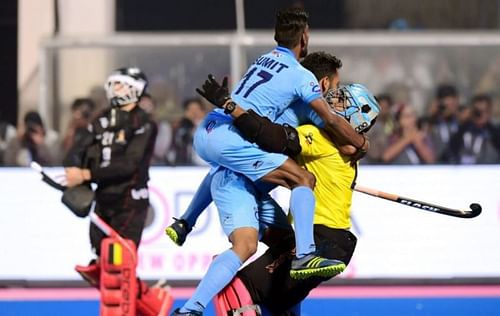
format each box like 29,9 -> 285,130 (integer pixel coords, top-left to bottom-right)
274,7 -> 309,49
300,51 -> 342,80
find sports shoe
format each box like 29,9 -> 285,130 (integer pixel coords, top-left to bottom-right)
290,252 -> 346,280
170,307 -> 202,315
165,218 -> 192,246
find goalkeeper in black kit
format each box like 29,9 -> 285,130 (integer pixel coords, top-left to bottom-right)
63,67 -> 171,315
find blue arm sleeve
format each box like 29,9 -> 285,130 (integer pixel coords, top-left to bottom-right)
295,69 -> 322,104
283,101 -> 326,128
307,108 -> 326,128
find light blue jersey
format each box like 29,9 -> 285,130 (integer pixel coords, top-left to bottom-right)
274,100 -> 325,128
230,46 -> 322,121
194,112 -> 288,181
196,46 -> 322,181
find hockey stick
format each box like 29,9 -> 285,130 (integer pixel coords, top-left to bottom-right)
353,184 -> 481,218
89,212 -> 138,264
30,162 -> 137,262
30,161 -> 66,191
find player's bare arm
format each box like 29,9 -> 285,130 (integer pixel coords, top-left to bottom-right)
309,97 -> 369,152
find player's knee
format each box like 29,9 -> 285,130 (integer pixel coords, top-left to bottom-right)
244,241 -> 258,258
232,236 -> 258,261
238,240 -> 258,260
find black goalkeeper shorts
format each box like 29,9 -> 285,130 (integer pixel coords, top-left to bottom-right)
238,224 -> 357,315
89,198 -> 149,256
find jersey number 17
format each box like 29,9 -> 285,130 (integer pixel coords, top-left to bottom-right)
234,67 -> 273,98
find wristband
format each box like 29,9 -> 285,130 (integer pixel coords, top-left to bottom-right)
224,101 -> 237,115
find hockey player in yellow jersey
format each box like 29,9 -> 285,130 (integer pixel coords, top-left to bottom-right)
233,55 -> 380,314
296,122 -> 355,230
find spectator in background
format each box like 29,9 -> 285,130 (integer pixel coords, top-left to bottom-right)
138,92 -> 155,114
170,97 -> 207,166
139,93 -> 173,165
426,84 -> 460,163
476,56 -> 500,121
363,94 -> 395,164
88,86 -> 109,114
4,111 -> 59,166
0,111 -> 16,165
148,77 -> 182,123
382,104 -> 435,164
457,104 -> 472,125
448,95 -> 500,164
62,98 -> 95,154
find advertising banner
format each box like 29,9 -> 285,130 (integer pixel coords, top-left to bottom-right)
0,166 -> 498,281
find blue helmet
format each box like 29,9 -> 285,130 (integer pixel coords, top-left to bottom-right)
325,83 -> 380,133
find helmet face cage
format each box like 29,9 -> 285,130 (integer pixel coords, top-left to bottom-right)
325,88 -> 347,113
325,84 -> 380,133
104,67 -> 147,107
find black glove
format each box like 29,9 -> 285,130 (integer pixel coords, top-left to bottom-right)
282,124 -> 302,157
61,184 -> 94,218
196,74 -> 231,108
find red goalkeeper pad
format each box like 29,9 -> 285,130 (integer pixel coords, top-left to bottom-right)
100,237 -> 138,316
214,277 -> 261,316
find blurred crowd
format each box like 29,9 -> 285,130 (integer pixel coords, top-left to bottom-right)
364,84 -> 500,164
0,83 -> 499,167
0,94 -> 211,167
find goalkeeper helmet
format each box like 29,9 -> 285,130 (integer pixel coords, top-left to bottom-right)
104,67 -> 148,107
325,83 -> 380,133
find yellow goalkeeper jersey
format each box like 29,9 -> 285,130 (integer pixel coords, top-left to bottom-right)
296,124 -> 356,229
